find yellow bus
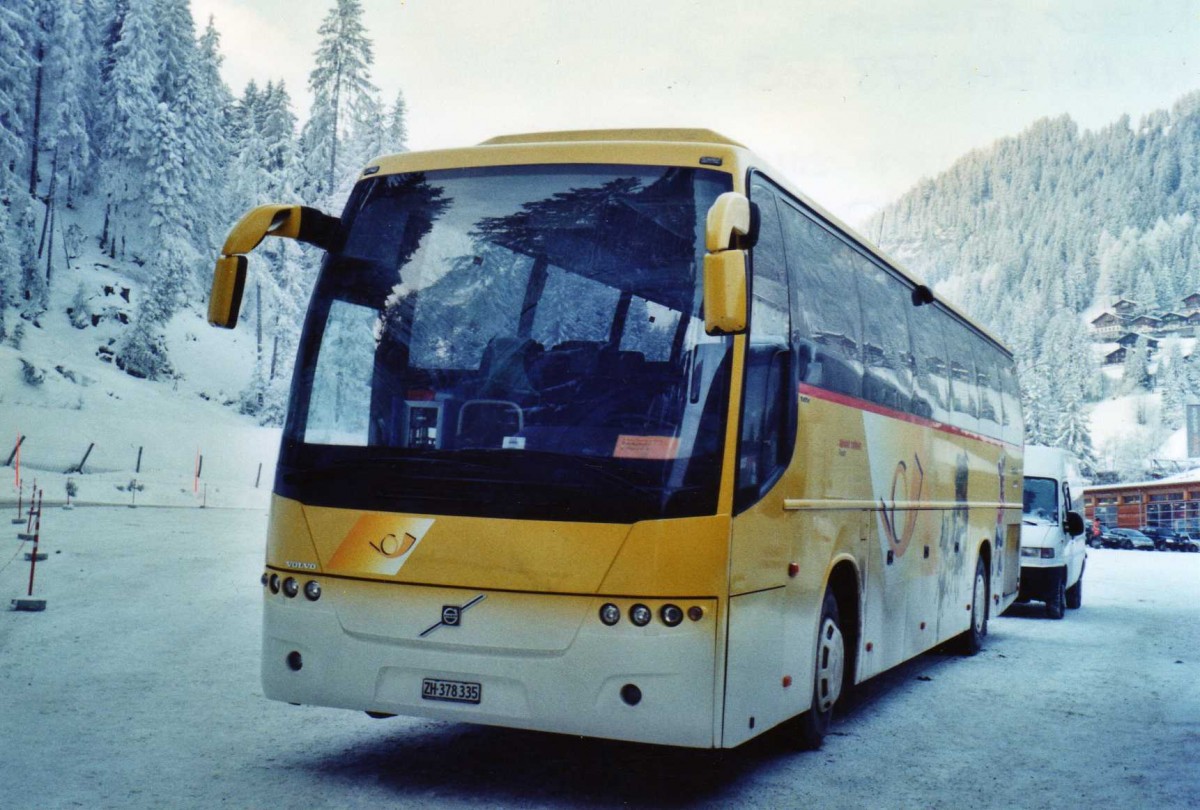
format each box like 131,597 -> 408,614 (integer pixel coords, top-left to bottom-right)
209,129 -> 1023,749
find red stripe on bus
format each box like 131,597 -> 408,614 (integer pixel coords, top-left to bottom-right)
797,383 -> 1018,449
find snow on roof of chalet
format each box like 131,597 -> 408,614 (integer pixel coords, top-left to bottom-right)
1086,467 -> 1200,492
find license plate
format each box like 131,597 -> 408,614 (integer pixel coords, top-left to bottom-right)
422,677 -> 482,704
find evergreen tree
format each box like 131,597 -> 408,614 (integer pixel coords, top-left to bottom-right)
0,0 -> 34,181
117,101 -> 193,379
1159,341 -> 1186,429
300,0 -> 376,205
100,0 -> 158,258
39,0 -> 90,205
1121,337 -> 1152,393
385,88 -> 408,153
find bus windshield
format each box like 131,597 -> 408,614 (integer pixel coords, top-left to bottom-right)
279,164 -> 734,523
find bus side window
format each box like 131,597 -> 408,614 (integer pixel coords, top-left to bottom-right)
779,203 -> 863,399
909,301 -> 952,423
997,357 -> 1024,446
857,256 -> 913,414
945,320 -> 980,433
973,341 -> 1004,440
736,180 -> 794,511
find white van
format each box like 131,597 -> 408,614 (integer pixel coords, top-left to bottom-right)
1019,446 -> 1087,619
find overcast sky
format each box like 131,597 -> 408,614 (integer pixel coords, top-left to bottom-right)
190,0 -> 1200,226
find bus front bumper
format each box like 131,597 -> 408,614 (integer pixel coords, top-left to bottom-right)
261,576 -> 721,748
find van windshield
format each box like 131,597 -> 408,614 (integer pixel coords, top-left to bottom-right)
1022,477 -> 1058,523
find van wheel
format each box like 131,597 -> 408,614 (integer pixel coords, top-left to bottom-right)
1045,572 -> 1065,619
1065,575 -> 1082,609
787,588 -> 844,750
956,556 -> 989,655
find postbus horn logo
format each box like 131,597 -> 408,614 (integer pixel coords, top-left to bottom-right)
370,532 -> 418,558
881,453 -> 924,557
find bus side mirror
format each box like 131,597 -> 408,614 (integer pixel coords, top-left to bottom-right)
208,204 -> 341,329
1065,511 -> 1085,537
703,192 -> 753,335
704,250 -> 748,335
208,255 -> 247,328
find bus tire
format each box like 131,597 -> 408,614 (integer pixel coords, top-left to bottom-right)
956,555 -> 989,655
1045,571 -> 1066,620
1065,574 -> 1082,609
789,588 -> 844,751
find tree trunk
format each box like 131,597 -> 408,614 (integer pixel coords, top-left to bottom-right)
28,42 -> 44,197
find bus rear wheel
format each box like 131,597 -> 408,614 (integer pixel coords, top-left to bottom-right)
789,588 -> 844,750
956,556 -> 989,655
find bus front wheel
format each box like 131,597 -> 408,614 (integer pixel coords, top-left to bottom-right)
789,588 -> 844,750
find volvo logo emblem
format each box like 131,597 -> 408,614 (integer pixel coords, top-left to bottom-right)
420,594 -> 485,637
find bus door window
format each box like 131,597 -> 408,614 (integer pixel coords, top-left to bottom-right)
737,180 -> 795,510
304,300 -> 378,446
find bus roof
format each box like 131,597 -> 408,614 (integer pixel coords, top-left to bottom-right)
479,128 -> 746,148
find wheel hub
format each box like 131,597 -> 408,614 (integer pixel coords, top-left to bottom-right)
814,616 -> 845,713
972,570 -> 987,634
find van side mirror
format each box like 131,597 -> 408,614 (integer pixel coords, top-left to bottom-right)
208,204 -> 341,329
703,192 -> 755,336
1065,511 -> 1085,537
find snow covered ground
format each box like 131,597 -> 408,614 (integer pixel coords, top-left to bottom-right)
0,505 -> 1196,809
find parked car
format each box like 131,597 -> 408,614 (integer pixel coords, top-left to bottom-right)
1101,528 -> 1156,550
1162,532 -> 1200,553
1138,525 -> 1175,551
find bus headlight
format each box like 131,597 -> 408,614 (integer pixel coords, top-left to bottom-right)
282,577 -> 299,598
269,573 -> 281,594
304,580 -> 322,601
630,604 -> 652,627
660,604 -> 684,627
599,603 -> 621,626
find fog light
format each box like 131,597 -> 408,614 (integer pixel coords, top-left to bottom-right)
687,606 -> 704,622
660,604 -> 683,627
282,577 -> 299,598
261,572 -> 269,587
620,684 -> 642,706
286,651 -> 302,671
629,604 -> 652,627
269,573 -> 280,594
599,603 -> 621,626
304,580 -> 322,601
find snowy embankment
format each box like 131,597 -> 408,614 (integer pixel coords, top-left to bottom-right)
1,507 -> 1196,809
0,222 -> 278,511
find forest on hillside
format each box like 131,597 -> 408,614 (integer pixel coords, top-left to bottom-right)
870,97 -> 1200,470
0,0 -> 403,420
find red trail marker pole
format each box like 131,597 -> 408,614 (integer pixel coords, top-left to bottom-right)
12,488 -> 46,611
25,478 -> 37,533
